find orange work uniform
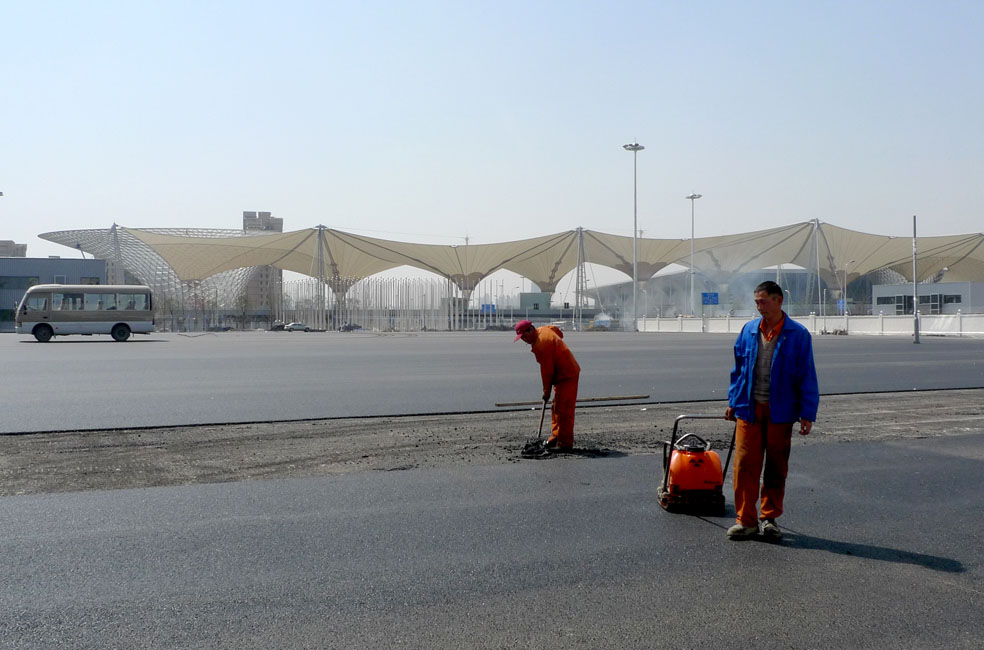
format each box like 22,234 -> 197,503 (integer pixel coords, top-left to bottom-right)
733,401 -> 794,526
530,326 -> 581,448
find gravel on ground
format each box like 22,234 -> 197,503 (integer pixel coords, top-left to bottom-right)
2,389 -> 982,497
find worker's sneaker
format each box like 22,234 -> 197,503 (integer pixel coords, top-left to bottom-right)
726,523 -> 759,539
761,519 -> 782,540
543,439 -> 558,449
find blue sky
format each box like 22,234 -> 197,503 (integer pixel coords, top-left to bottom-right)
2,0 -> 982,262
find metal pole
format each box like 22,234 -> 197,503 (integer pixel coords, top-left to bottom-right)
815,219 -> 824,329
623,143 -> 645,331
913,215 -> 920,344
633,152 -> 638,331
317,225 -> 326,332
843,259 -> 854,316
686,193 -> 702,316
823,288 -> 827,334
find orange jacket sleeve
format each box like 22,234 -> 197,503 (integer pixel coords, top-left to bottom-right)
531,326 -> 580,392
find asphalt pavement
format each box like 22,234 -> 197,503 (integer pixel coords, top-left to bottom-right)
0,433 -> 980,649
3,331 -> 983,648
3,330 -> 984,433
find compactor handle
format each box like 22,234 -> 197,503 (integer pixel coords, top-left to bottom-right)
661,414 -> 730,490
673,433 -> 711,451
670,414 -> 727,439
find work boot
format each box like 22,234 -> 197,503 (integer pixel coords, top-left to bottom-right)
761,519 -> 782,540
544,438 -> 574,452
726,523 -> 759,539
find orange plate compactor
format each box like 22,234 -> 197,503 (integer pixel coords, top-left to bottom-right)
657,415 -> 736,515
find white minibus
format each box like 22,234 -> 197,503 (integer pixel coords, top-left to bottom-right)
14,284 -> 154,342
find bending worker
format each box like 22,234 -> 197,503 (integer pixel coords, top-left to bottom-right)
514,320 -> 581,451
725,281 -> 819,540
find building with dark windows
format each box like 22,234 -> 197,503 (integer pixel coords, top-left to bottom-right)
0,257 -> 107,331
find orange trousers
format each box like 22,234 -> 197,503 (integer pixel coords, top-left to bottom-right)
547,377 -> 578,448
733,402 -> 793,526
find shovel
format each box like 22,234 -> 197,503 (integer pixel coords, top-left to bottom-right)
520,398 -> 549,455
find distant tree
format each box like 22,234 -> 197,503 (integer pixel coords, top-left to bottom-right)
236,294 -> 252,330
156,296 -> 176,332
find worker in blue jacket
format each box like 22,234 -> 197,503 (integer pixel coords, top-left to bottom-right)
725,281 -> 819,540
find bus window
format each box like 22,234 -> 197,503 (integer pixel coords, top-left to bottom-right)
120,293 -> 149,311
55,293 -> 84,310
25,295 -> 49,312
85,293 -> 117,311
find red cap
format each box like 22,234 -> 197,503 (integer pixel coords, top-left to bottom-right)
513,320 -> 534,342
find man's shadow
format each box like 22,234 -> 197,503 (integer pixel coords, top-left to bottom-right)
778,526 -> 964,573
701,514 -> 964,573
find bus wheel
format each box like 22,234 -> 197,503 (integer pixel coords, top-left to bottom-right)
111,324 -> 131,342
33,324 -> 54,343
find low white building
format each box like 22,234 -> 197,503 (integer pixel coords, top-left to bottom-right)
872,282 -> 984,315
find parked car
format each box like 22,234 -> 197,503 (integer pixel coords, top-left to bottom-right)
285,322 -> 311,332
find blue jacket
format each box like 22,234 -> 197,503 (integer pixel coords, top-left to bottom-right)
728,314 -> 820,424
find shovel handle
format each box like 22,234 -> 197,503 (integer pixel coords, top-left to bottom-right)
535,398 -> 548,440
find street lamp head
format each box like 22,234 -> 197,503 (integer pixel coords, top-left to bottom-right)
623,143 -> 645,152
686,193 -> 702,200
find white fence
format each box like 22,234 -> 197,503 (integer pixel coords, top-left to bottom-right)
280,277 -> 516,332
638,312 -> 984,337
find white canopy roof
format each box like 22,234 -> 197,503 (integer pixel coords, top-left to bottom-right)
43,221 -> 984,291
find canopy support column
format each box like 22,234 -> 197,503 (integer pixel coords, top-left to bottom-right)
575,227 -> 585,331
814,219 -> 822,328
316,225 -> 327,331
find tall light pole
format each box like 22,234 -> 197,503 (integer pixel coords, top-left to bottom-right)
685,193 -> 702,316
913,215 -> 919,344
623,142 -> 644,331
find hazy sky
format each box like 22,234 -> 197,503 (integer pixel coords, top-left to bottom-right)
3,0 -> 982,262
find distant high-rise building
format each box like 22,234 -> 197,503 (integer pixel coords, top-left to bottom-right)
0,240 -> 28,257
242,212 -> 284,318
242,211 -> 284,233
